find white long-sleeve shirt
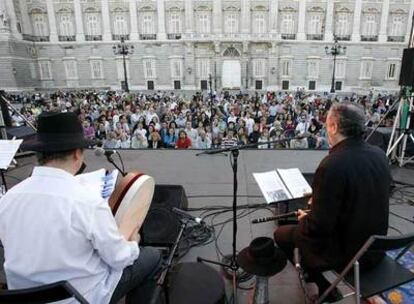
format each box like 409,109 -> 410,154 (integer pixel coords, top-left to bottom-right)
0,167 -> 139,304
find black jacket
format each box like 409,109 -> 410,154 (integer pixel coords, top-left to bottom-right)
298,138 -> 391,271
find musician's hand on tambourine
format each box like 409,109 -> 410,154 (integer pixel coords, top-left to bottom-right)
297,209 -> 308,221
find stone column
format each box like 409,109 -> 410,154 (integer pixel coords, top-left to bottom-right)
19,0 -> 32,35
74,0 -> 85,41
351,0 -> 362,42
184,0 -> 193,34
157,0 -> 166,39
324,0 -> 334,41
5,0 -> 21,38
213,0 -> 222,35
297,0 -> 306,40
101,0 -> 112,41
129,0 -> 138,40
46,0 -> 58,42
378,0 -> 390,42
405,0 -> 414,44
269,0 -> 278,36
241,0 -> 250,34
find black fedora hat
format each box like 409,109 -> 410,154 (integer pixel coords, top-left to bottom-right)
21,112 -> 94,152
237,237 -> 287,277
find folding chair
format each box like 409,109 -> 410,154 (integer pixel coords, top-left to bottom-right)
316,233 -> 414,304
0,280 -> 89,304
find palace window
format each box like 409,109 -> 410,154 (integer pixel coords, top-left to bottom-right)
142,12 -> 155,34
171,60 -> 182,78
198,12 -> 210,33
390,14 -> 404,36
307,60 -> 319,78
360,60 -> 374,79
335,61 -> 346,79
335,13 -> 350,36
90,60 -> 103,79
39,61 -> 52,80
32,13 -> 48,36
253,12 -> 266,34
143,59 -> 156,79
281,59 -> 291,77
59,13 -> 74,36
281,13 -> 295,34
225,13 -> 239,34
198,59 -> 210,79
253,59 -> 265,77
64,60 -> 78,79
169,13 -> 181,33
362,14 -> 377,36
386,62 -> 397,80
308,14 -> 322,35
85,13 -> 101,36
113,13 -> 128,35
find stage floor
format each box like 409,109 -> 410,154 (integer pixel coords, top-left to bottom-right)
1,149 -> 414,304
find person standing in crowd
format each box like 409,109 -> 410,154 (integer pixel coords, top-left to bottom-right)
195,130 -> 212,149
274,103 -> 391,302
0,112 -> 161,304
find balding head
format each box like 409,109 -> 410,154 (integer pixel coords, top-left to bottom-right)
326,102 -> 366,147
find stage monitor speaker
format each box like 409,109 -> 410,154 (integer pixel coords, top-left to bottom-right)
399,48 -> 414,86
140,184 -> 188,247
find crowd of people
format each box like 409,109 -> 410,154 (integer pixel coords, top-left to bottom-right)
4,88 -> 398,150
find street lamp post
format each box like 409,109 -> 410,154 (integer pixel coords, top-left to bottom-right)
325,37 -> 346,93
112,37 -> 134,93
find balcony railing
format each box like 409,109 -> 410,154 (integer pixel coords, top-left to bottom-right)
387,36 -> 405,42
85,35 -> 102,41
167,33 -> 181,40
335,35 -> 351,41
307,34 -> 323,40
112,34 -> 129,41
22,34 -> 50,42
140,34 -> 157,40
361,35 -> 378,41
281,33 -> 296,40
58,35 -> 76,42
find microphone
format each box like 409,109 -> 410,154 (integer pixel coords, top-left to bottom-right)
94,147 -> 116,158
172,207 -> 203,224
94,147 -> 126,176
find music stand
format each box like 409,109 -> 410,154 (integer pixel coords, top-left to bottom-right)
0,139 -> 23,192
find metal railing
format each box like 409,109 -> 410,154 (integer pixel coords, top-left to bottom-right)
85,35 -> 102,41
140,34 -> 157,40
58,35 -> 76,42
112,34 -> 129,41
307,34 -> 323,40
281,33 -> 296,40
387,36 -> 405,42
361,35 -> 378,41
167,33 -> 181,40
22,34 -> 50,42
335,35 -> 351,41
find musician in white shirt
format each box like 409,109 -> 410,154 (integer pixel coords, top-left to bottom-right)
0,112 -> 161,304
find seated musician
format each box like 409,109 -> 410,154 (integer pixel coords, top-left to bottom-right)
0,112 -> 161,304
274,102 -> 391,302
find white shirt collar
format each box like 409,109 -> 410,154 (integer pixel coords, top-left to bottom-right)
32,166 -> 75,180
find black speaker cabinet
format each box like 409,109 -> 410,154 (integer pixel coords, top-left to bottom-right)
140,184 -> 188,247
399,48 -> 414,86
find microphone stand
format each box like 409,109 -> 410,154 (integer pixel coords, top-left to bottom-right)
106,152 -> 127,177
150,219 -> 188,304
196,137 -> 295,304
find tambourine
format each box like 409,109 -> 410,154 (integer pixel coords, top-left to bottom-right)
109,171 -> 155,240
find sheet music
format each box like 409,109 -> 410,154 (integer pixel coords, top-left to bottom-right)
253,170 -> 291,204
76,169 -> 119,200
0,139 -> 23,170
277,168 -> 312,199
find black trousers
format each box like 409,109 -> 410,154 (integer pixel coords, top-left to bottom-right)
274,224 -> 333,294
110,247 -> 162,304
